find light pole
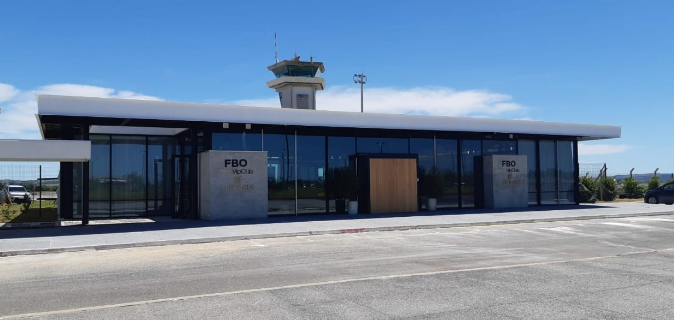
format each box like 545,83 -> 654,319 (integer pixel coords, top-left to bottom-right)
353,73 -> 367,113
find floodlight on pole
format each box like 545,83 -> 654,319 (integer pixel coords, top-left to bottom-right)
353,73 -> 367,113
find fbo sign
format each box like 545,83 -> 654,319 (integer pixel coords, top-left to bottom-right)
224,159 -> 248,167
501,160 -> 517,167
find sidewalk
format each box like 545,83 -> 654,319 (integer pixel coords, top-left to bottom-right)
1,202 -> 673,257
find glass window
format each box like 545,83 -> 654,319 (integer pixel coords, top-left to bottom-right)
148,137 -> 175,215
89,135 -> 111,217
518,140 -> 538,205
410,138 -> 434,210
436,139 -> 459,208
212,132 -> 261,151
297,135 -> 326,214
327,136 -> 356,213
557,141 -> 575,204
539,140 -> 557,204
461,140 -> 482,208
357,137 -> 408,154
483,140 -> 516,155
111,136 -> 147,216
265,133 -> 296,215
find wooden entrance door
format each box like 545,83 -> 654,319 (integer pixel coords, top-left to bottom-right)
369,158 -> 418,213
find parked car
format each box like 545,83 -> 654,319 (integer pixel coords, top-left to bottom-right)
2,185 -> 32,204
644,182 -> 674,205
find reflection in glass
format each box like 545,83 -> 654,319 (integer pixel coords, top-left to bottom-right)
461,140 -> 481,208
212,132 -> 261,151
148,137 -> 175,215
357,137 -> 408,154
518,140 -> 538,205
436,139 -> 459,208
482,140 -> 516,155
557,141 -> 575,204
297,135 -> 326,214
111,136 -> 147,216
265,133 -> 296,215
410,138 -> 434,210
539,140 -> 558,204
327,137 -> 356,213
89,135 -> 111,217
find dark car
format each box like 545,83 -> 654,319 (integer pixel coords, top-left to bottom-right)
644,182 -> 674,205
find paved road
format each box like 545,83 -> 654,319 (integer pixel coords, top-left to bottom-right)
1,215 -> 673,319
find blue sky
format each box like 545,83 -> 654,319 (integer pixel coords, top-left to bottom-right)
1,0 -> 672,175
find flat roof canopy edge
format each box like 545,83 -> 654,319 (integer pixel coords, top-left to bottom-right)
37,94 -> 621,141
0,140 -> 91,162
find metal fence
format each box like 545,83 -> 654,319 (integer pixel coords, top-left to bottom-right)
0,163 -> 60,219
579,163 -> 606,179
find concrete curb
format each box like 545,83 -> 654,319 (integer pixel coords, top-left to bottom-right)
1,211 -> 673,258
0,221 -> 59,229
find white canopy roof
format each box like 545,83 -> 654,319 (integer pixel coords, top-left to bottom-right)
36,95 -> 621,141
0,140 -> 91,162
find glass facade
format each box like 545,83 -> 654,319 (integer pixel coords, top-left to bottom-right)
518,140 -> 538,205
212,132 -> 261,151
357,137 -> 408,154
327,136 -> 356,212
436,139 -> 459,208
539,140 -> 558,204
264,133 -> 296,215
67,127 -> 579,219
557,141 -> 575,204
460,140 -> 482,208
296,135 -> 326,214
86,135 -> 176,218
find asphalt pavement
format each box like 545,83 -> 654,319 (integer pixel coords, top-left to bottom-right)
0,214 -> 673,319
1,202 -> 673,257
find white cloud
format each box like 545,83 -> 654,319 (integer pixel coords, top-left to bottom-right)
234,85 -> 526,117
0,83 -> 19,102
0,83 -> 161,139
578,143 -> 630,156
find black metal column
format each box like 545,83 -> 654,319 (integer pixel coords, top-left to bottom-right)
457,140 -> 463,208
59,162 -> 73,219
535,139 -> 542,206
189,128 -> 198,219
573,140 -> 580,205
82,126 -> 90,225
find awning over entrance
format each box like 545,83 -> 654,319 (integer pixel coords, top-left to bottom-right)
0,140 -> 91,162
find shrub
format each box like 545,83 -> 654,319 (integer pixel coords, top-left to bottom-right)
620,177 -> 644,199
580,175 -> 598,194
1,203 -> 12,220
579,184 -> 595,203
647,175 -> 660,191
597,177 -> 617,201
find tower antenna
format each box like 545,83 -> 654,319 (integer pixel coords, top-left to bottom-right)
274,32 -> 279,63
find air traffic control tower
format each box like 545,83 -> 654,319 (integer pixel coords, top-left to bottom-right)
267,56 -> 325,110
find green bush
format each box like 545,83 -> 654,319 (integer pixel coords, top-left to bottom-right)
579,175 -> 599,203
580,175 -> 598,193
579,184 -> 595,203
620,177 -> 645,199
647,175 -> 660,191
598,177 -> 617,201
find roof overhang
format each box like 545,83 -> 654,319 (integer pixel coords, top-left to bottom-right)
0,140 -> 91,162
266,76 -> 326,90
36,95 -> 621,141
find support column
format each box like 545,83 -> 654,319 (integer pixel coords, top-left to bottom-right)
82,126 -> 90,225
573,140 -> 580,205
